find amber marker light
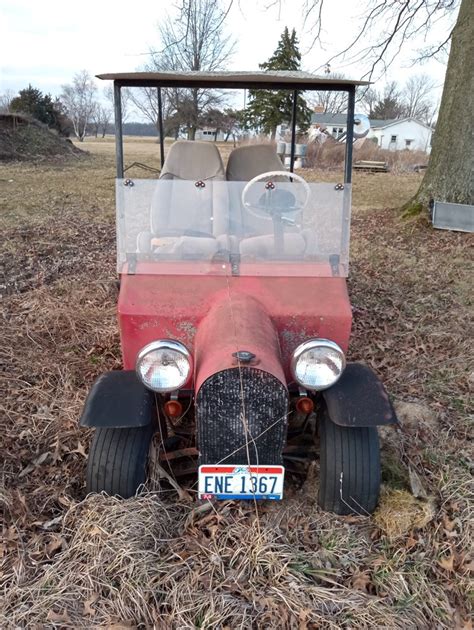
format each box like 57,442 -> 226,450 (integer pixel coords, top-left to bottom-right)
164,400 -> 183,419
296,396 -> 314,415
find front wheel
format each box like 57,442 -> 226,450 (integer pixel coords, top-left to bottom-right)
86,425 -> 155,498
318,413 -> 380,515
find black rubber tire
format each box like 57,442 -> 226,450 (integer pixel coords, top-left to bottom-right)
318,412 -> 380,515
86,425 -> 155,498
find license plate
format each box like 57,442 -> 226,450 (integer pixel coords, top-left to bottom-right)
198,465 -> 284,500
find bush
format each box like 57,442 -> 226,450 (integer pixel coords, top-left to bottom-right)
305,137 -> 428,172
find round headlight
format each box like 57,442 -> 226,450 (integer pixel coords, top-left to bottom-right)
291,339 -> 345,391
136,340 -> 192,393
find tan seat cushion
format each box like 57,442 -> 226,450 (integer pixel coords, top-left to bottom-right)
226,144 -> 284,181
160,140 -> 225,181
146,140 -> 229,258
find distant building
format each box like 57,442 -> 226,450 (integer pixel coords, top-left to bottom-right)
195,128 -> 232,142
310,113 -> 433,153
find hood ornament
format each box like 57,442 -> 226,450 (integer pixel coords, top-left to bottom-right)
232,350 -> 256,363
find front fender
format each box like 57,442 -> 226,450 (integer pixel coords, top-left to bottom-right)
80,371 -> 155,428
321,363 -> 398,427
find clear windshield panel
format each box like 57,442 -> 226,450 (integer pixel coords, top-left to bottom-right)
116,178 -> 351,277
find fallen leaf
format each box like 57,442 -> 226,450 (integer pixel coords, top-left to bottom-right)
40,516 -> 63,530
350,570 -> 371,592
438,554 -> 455,572
405,535 -> 418,550
71,440 -> 87,457
46,534 -> 64,557
408,466 -> 428,499
47,609 -> 71,623
83,592 -> 99,616
442,514 -> 458,532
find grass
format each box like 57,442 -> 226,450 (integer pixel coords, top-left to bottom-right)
1,139 -> 473,628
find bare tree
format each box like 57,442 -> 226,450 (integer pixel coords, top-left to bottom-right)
0,89 -> 15,113
290,0 -> 472,208
360,87 -> 378,116
61,70 -> 97,141
138,0 -> 235,140
401,74 -> 436,123
127,79 -> 175,137
91,103 -> 113,138
307,73 -> 347,113
104,85 -> 131,123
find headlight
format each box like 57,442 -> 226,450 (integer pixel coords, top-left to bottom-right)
136,340 -> 192,392
291,339 -> 345,391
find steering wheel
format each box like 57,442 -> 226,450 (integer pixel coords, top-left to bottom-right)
241,170 -> 311,219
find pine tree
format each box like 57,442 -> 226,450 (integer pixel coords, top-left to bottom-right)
10,85 -> 70,134
244,28 -> 312,139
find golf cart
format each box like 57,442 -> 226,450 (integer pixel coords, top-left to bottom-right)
80,71 -> 397,515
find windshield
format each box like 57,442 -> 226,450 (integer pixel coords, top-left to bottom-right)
116,177 -> 351,277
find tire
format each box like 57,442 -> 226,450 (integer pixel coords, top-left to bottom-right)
318,412 -> 380,515
86,425 -> 155,498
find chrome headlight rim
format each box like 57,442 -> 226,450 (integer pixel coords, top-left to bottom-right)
291,338 -> 346,391
135,339 -> 193,393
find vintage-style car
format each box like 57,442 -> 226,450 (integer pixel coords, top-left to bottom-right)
80,71 -> 397,514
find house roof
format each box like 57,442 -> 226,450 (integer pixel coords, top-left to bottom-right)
311,113 -> 349,126
96,71 -> 370,90
311,112 -> 433,130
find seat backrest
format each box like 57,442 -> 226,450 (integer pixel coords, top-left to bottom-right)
152,140 -> 228,239
160,139 -> 225,181
226,144 -> 286,238
226,144 -> 284,181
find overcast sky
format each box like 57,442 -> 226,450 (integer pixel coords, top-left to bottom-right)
1,0 -> 453,107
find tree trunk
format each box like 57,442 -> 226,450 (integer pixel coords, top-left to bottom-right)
411,0 -> 473,212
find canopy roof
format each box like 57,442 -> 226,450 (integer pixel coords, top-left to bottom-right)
96,70 -> 369,90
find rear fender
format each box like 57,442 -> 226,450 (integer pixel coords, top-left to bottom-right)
321,363 -> 398,427
80,371 -> 155,428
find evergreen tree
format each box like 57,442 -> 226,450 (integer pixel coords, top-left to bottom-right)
10,85 -> 70,134
244,28 -> 312,139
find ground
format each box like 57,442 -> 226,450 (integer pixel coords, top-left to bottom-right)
1,138 -> 472,628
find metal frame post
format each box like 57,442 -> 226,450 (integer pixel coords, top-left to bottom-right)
114,82 -> 124,178
290,89 -> 298,173
157,87 -> 165,167
344,86 -> 355,184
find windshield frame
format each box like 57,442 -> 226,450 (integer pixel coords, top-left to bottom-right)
103,75 -> 357,185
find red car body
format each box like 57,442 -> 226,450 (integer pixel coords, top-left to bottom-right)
119,269 -> 352,389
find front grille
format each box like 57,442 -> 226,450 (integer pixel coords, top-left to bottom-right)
196,367 -> 288,465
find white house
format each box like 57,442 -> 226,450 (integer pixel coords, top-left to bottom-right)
195,128 -> 232,142
310,113 -> 433,153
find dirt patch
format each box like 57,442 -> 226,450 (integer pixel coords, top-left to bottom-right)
0,113 -> 86,162
394,400 -> 440,433
0,210 -> 114,296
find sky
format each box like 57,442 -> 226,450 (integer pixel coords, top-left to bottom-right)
1,0 -> 454,111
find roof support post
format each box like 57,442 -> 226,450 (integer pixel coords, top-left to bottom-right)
114,82 -> 124,178
290,89 -> 298,173
157,87 -> 165,168
344,86 -> 355,184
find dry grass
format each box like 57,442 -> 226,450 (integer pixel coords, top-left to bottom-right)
306,137 -> 429,174
1,139 -> 473,628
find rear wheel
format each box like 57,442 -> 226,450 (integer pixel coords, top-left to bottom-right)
86,425 -> 155,498
318,412 -> 380,515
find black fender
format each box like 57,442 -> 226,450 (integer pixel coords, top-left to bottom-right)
80,371 -> 155,428
321,363 -> 398,427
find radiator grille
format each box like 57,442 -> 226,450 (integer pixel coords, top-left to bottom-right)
196,367 -> 288,465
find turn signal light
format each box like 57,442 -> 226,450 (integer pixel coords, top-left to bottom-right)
164,400 -> 183,419
296,396 -> 314,415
